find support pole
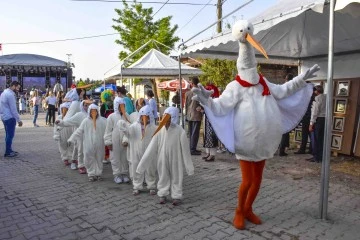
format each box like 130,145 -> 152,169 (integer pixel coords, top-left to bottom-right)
178,52 -> 184,128
319,0 -> 335,220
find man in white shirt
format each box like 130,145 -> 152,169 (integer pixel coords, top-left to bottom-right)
309,85 -> 326,163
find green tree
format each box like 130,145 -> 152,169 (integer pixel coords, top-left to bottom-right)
112,0 -> 180,103
199,58 -> 237,88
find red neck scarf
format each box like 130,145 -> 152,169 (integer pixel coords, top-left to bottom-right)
235,74 -> 271,96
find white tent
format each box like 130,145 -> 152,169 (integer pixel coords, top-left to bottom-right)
107,48 -> 202,79
183,0 -> 360,80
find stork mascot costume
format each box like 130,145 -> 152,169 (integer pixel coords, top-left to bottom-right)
192,20 -> 320,230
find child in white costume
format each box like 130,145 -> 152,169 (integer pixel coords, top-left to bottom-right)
68,104 -> 107,182
53,102 -> 74,166
121,105 -> 157,195
55,100 -> 91,174
137,107 -> 194,205
104,97 -> 131,184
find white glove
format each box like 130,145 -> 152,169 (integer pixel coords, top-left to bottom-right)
303,64 -> 320,80
191,84 -> 213,106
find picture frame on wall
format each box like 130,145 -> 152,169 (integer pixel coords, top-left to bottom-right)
334,98 -> 347,114
331,134 -> 343,150
336,80 -> 350,97
332,116 -> 345,132
294,129 -> 302,142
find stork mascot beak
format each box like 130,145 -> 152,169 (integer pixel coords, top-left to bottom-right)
245,33 -> 268,59
152,113 -> 171,137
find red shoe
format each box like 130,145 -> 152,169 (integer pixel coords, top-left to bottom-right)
78,167 -> 87,174
64,160 -> 70,166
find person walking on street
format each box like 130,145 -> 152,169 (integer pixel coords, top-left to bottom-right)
31,90 -> 41,127
309,85 -> 326,163
0,81 -> 23,157
185,77 -> 203,155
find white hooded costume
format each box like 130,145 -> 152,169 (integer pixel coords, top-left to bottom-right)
64,88 -> 81,121
121,105 -> 158,191
104,97 -> 129,178
137,107 -> 194,199
193,20 -> 319,161
56,100 -> 88,169
53,102 -> 74,162
68,104 -> 107,177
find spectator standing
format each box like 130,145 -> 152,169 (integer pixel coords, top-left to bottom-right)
202,83 -> 220,161
0,81 -> 23,157
295,86 -> 316,154
278,73 -> 293,156
18,95 -> 26,114
185,77 -> 203,155
31,90 -> 41,127
146,89 -> 158,122
46,91 -> 57,126
309,85 -> 326,163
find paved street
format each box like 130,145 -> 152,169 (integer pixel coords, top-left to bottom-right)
1,113 -> 359,240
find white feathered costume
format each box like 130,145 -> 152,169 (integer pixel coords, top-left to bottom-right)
121,105 -> 158,191
104,97 -> 130,178
137,107 -> 194,199
68,104 -> 106,177
56,100 -> 89,169
193,20 -> 319,161
53,102 -> 74,162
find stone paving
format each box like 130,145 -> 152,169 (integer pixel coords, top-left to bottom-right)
0,113 -> 359,240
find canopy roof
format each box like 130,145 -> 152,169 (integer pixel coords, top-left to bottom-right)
183,0 -> 360,60
107,49 -> 202,79
0,54 -> 67,67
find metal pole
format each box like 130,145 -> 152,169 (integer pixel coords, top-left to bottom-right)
178,52 -> 184,128
320,0 -> 335,220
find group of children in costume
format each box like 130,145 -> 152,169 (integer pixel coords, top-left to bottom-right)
53,86 -> 194,205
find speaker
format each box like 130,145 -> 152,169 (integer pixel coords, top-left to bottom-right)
45,76 -> 50,88
5,74 -> 11,88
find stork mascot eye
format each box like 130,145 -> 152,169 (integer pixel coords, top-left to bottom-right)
192,20 -> 320,230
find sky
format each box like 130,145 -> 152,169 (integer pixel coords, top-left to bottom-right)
0,0 -> 277,80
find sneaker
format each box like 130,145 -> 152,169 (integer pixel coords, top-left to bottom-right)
63,160 -> 70,166
78,167 -> 87,174
96,176 -> 103,181
149,190 -> 156,195
114,176 -> 123,184
4,152 -> 18,158
70,163 -> 78,170
159,197 -> 166,204
34,124 -> 39,127
133,190 -> 140,196
122,176 -> 130,183
172,199 -> 181,206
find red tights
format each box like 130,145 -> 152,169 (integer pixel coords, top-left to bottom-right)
233,160 -> 265,229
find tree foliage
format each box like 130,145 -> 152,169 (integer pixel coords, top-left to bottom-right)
112,0 -> 179,63
199,58 -> 237,88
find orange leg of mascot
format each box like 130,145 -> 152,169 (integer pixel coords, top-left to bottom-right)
233,160 -> 265,229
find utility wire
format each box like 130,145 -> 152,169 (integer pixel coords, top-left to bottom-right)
71,0 -> 216,6
2,33 -> 118,45
176,0 -> 213,34
152,0 -> 170,17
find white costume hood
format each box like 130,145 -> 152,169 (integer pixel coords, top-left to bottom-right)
113,97 -> 124,115
60,102 -> 71,111
164,107 -> 179,126
64,88 -> 79,101
79,100 -> 88,114
138,105 -> 155,124
87,104 -> 100,119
